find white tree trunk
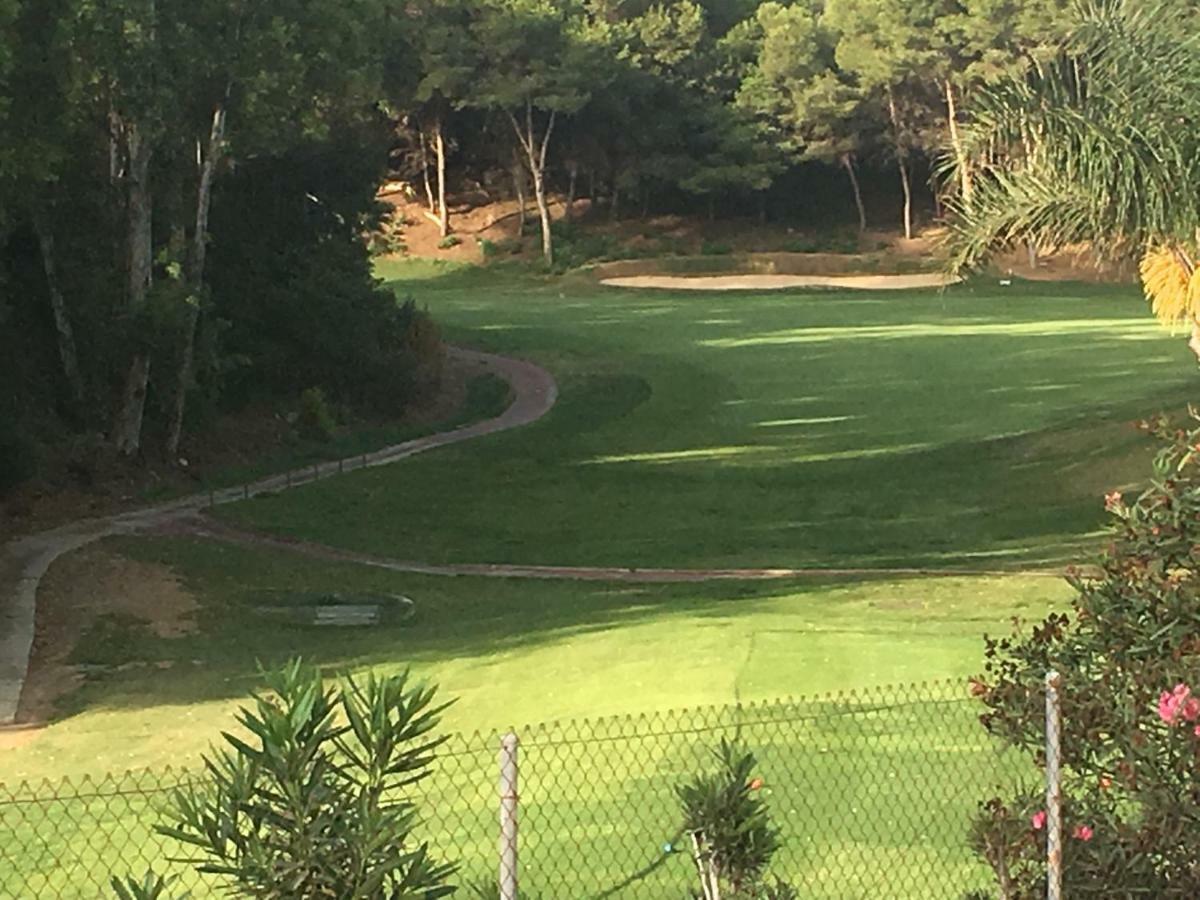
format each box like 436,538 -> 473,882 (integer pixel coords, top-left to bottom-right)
166,100 -> 227,458
113,121 -> 154,457
509,102 -> 557,265
899,157 -> 913,240
512,148 -> 527,235
434,119 -> 449,238
944,80 -> 972,205
841,153 -> 867,233
886,88 -> 914,240
419,129 -> 436,214
32,205 -> 84,404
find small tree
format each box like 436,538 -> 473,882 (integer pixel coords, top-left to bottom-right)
159,659 -> 456,899
678,740 -> 780,899
970,410 -> 1200,896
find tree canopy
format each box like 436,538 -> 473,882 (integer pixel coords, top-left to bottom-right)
0,0 -> 1097,492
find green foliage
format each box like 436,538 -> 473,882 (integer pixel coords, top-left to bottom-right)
437,234 -> 462,249
699,240 -> 733,256
678,740 -> 780,897
369,209 -> 408,257
949,0 -> 1200,271
548,221 -> 621,271
972,411 -> 1200,896
400,299 -> 446,395
0,420 -> 36,495
206,131 -> 432,418
298,387 -> 337,443
110,872 -> 186,900
160,659 -> 457,899
477,236 -> 522,260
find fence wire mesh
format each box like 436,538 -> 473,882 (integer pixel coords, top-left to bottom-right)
0,680 -> 1027,899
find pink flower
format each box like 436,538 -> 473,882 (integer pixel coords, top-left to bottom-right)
1159,684 -> 1192,725
1031,810 -> 1047,831
1183,697 -> 1200,722
1072,825 -> 1094,842
1193,724 -> 1200,738
1104,490 -> 1123,512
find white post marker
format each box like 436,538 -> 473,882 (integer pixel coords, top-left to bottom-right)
1045,670 -> 1063,900
499,731 -> 519,900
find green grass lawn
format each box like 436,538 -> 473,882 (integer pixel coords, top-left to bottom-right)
0,535 -> 1068,782
3,531 -> 1041,898
3,264 -> 1191,898
217,264 -> 1196,570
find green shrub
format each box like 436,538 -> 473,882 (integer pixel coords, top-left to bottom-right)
550,221 -> 621,271
158,659 -> 457,899
297,387 -> 337,442
479,237 -> 523,260
400,298 -> 445,397
367,209 -> 406,257
699,240 -> 733,256
437,234 -> 462,249
971,411 -> 1200,897
678,740 -> 780,898
110,872 -> 186,900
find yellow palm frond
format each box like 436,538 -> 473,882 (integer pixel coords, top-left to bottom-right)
1140,246 -> 1200,327
1137,247 -> 1195,328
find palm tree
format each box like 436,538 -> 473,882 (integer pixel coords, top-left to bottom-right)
947,0 -> 1200,358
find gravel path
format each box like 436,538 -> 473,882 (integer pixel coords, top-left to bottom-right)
0,347 -> 557,724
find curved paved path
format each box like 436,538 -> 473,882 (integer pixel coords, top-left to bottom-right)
0,347 -> 557,724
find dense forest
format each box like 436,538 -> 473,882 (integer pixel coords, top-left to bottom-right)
0,0 -> 1077,495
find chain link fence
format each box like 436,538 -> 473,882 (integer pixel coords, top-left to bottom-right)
0,680 -> 1027,899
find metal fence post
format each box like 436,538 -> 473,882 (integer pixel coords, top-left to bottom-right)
1045,670 -> 1063,900
499,731 -> 519,900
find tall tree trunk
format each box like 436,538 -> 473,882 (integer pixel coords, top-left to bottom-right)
166,100 -> 227,459
31,204 -> 84,405
418,130 -> 436,214
610,179 -> 620,222
508,101 -> 557,265
532,168 -> 553,263
565,160 -> 578,220
434,118 -> 449,238
898,157 -> 913,240
512,148 -> 527,236
113,121 -> 154,457
943,79 -> 972,205
840,153 -> 867,233
886,89 -> 913,240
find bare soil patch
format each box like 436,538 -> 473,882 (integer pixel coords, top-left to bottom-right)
10,546 -> 196,728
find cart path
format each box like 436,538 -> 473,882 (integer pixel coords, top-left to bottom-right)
173,516 -> 1065,583
0,347 -> 557,724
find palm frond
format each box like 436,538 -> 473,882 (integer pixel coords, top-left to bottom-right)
948,0 -> 1200,275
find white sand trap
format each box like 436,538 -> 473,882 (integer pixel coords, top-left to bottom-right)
601,273 -> 961,291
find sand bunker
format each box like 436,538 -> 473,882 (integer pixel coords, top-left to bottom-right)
600,273 -> 961,291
